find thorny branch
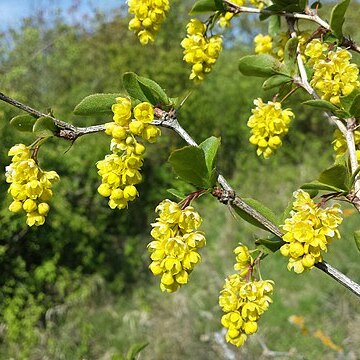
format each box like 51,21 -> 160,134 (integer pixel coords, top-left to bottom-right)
1,92 -> 360,297
0,92 -> 105,141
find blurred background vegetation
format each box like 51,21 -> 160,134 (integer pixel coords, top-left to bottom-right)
0,0 -> 359,358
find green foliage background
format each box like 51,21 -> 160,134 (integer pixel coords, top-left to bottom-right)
0,0 -> 359,358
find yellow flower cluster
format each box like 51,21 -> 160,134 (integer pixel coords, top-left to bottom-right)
218,0 -> 245,28
97,97 -> 160,209
5,144 -> 59,227
254,31 -> 310,61
128,0 -> 170,45
332,129 -> 360,161
147,199 -> 206,292
280,190 -> 343,273
219,245 -> 274,347
303,38 -> 328,65
181,19 -> 223,81
305,40 -> 360,105
247,98 -> 295,158
218,0 -> 266,28
254,34 -> 273,54
249,0 -> 267,9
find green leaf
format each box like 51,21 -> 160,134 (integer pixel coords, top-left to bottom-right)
123,72 -> 169,105
73,93 -> 123,116
190,0 -> 225,14
255,236 -> 284,253
262,74 -> 292,90
259,4 -> 282,21
137,76 -> 169,105
126,342 -> 149,360
232,198 -> 279,232
268,16 -> 281,37
10,114 -> 37,132
340,88 -> 360,112
32,117 -> 57,137
330,0 -> 350,39
166,188 -> 186,200
123,72 -> 153,103
199,136 -> 220,173
168,146 -> 211,188
238,54 -> 287,78
301,181 -> 344,193
354,230 -> 360,252
349,94 -> 360,118
349,166 -> 360,188
303,99 -> 339,112
318,163 -> 350,191
283,37 -> 298,76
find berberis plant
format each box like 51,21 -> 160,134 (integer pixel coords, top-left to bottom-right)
1,0 -> 360,349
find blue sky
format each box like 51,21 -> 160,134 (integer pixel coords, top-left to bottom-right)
0,0 -> 123,30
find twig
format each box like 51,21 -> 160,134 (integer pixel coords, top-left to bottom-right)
223,2 -> 330,28
1,93 -> 360,298
223,2 -> 360,55
0,92 -> 105,141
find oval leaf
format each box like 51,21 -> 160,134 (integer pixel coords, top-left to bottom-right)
168,146 -> 211,188
340,88 -> 360,112
239,54 -> 287,78
262,74 -> 292,90
123,72 -> 169,105
330,0 -> 350,39
123,72 -> 151,103
349,94 -> 360,118
73,93 -> 123,116
10,114 -> 37,132
33,117 -> 56,137
268,15 -> 281,37
318,163 -> 350,191
199,136 -> 221,173
284,37 -> 298,76
190,0 -> 224,14
301,181 -> 344,193
137,76 -> 169,105
255,236 -> 285,253
303,99 -> 339,112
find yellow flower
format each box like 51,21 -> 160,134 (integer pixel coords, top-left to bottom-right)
181,19 -> 223,81
112,97 -> 132,125
308,46 -> 360,105
128,0 -> 170,45
148,199 -> 206,293
98,99 -> 161,209
333,128 -> 360,161
6,144 -> 59,226
186,19 -> 206,35
247,98 -> 294,158
249,0 -> 267,9
219,244 -> 274,347
254,34 -> 273,54
280,190 -> 343,273
219,277 -> 274,347
134,102 -> 154,124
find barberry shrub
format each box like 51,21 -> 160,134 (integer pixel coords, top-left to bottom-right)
1,0 -> 360,353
